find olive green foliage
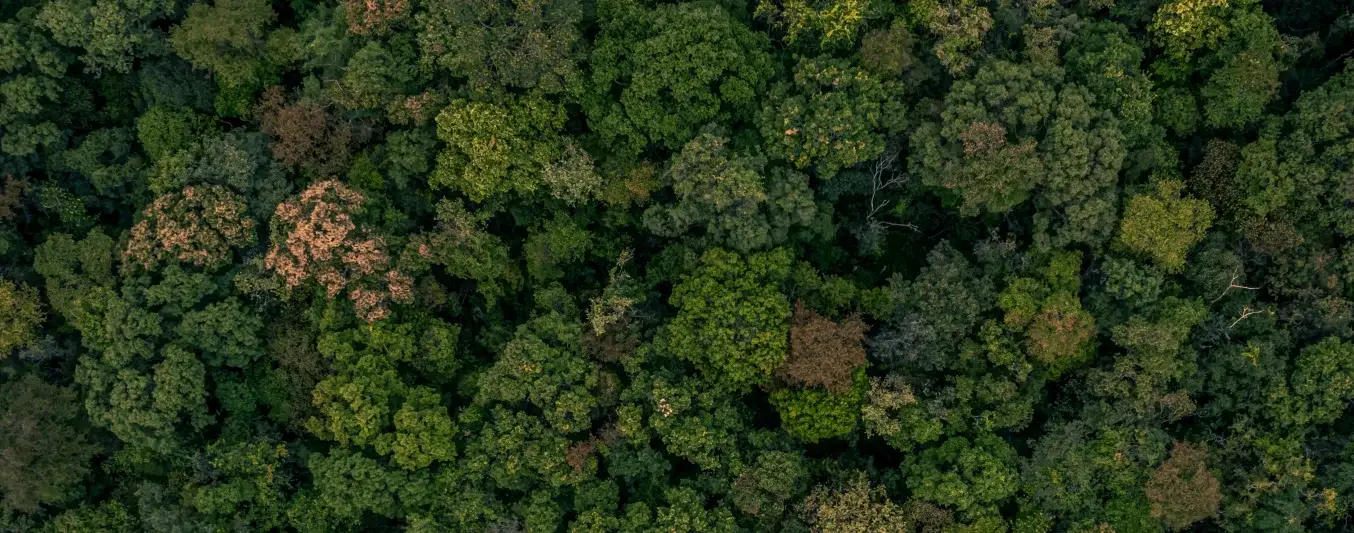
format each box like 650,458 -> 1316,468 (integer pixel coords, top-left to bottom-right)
760,55 -> 907,178
8,1 -> 1354,532
431,95 -> 566,203
587,0 -> 776,152
906,434 -> 1020,518
0,376 -> 98,513
169,0 -> 276,88
0,280 -> 43,355
417,0 -> 583,94
1117,180 -> 1215,272
642,130 -> 816,252
667,248 -> 792,391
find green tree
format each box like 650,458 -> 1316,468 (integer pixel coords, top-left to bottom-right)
906,434 -> 1020,518
0,280 -> 43,355
667,248 -> 792,391
180,440 -> 292,530
754,0 -> 883,50
417,0 -> 583,94
36,0 -> 173,75
911,0 -> 993,74
642,131 -> 809,253
909,60 -> 1057,215
586,0 -> 776,153
759,56 -> 907,178
1200,9 -> 1286,129
803,473 -> 909,532
770,368 -> 867,442
431,95 -> 566,203
478,311 -> 600,434
1283,337 -> 1354,428
0,8 -> 69,156
1116,180 -> 1214,272
0,375 -> 99,513
169,0 -> 277,89
33,230 -> 117,319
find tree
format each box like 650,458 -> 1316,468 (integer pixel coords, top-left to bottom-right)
40,501 -> 138,533
265,180 -> 413,322
871,241 -> 993,369
1116,180 -> 1214,272
731,450 -> 809,521
909,60 -> 1056,215
135,106 -> 215,162
642,130 -> 802,253
770,368 -> 866,442
400,199 -> 521,300
754,0 -> 883,50
1284,337 -> 1354,427
803,473 -> 909,532
667,248 -> 793,391
0,375 -> 98,513
905,434 -> 1020,518
1200,9 -> 1286,129
122,185 -> 256,273
1144,442 -> 1221,530
169,0 -> 277,89
911,0 -> 993,74
0,280 -> 43,356
478,312 -> 600,434
417,0 -> 583,94
586,0 -> 777,153
35,0 -> 170,75
430,95 -> 566,203
777,304 -> 868,392
332,40 -> 418,112
33,230 -> 117,319
180,440 -> 292,530
759,55 -> 907,178
524,216 -> 593,282
0,8 -> 69,156
345,0 -> 410,36
255,86 -> 353,176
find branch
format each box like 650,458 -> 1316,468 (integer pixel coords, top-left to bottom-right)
1225,306 -> 1269,339
1212,268 -> 1261,304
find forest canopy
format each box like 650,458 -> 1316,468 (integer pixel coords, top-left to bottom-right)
3,0 -> 1354,532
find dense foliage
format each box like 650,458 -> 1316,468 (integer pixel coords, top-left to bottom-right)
2,0 -> 1354,531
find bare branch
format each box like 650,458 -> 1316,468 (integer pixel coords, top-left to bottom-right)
1212,267 -> 1261,304
1225,306 -> 1270,339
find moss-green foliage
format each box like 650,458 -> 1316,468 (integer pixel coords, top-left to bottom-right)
667,248 -> 792,391
759,55 -> 907,178
8,1 -> 1354,531
586,0 -> 776,153
769,368 -> 867,442
431,95 -> 566,203
1117,180 -> 1215,272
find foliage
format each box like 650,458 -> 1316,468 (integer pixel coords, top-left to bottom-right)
1117,180 -> 1214,272
802,473 -> 909,532
667,248 -> 792,391
759,55 -> 907,178
8,2 -> 1354,531
430,95 -> 566,203
169,0 -> 276,89
0,375 -> 98,513
265,181 -> 412,321
1144,442 -> 1221,530
417,0 -> 583,94
587,0 -> 776,153
0,280 -> 43,355
123,185 -> 256,272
